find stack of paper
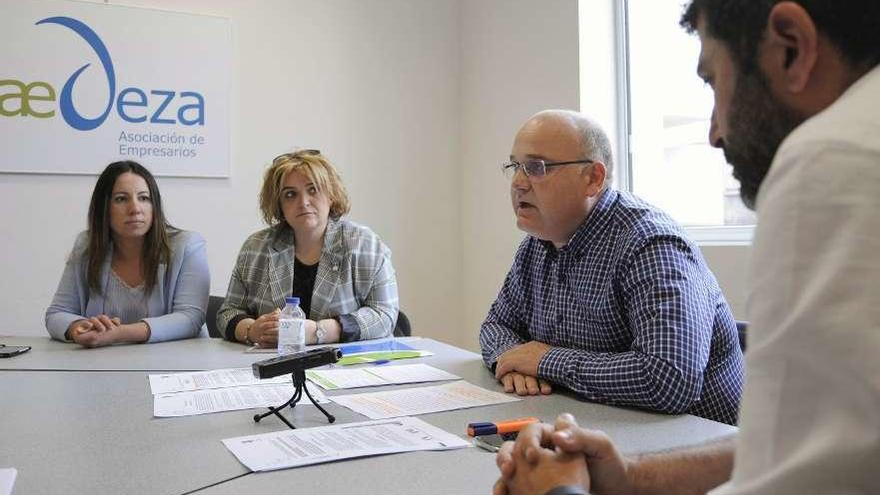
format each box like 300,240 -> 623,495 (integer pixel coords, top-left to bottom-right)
222,417 -> 469,471
148,368 -> 289,394
149,369 -> 328,417
0,468 -> 16,495
305,363 -> 459,390
329,381 -> 520,419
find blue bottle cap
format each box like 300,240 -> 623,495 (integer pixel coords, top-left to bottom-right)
285,296 -> 300,305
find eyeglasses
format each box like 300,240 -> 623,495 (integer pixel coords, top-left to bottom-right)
272,149 -> 321,164
501,158 -> 594,179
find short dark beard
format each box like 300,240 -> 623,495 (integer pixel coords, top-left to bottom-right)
722,69 -> 805,210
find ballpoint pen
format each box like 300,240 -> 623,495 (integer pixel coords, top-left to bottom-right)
472,434 -> 505,452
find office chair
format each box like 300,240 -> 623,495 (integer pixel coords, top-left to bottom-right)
206,295 -> 225,338
736,320 -> 748,352
393,310 -> 412,337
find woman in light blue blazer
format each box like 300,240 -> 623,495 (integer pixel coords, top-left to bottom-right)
217,149 -> 398,347
45,161 -> 210,347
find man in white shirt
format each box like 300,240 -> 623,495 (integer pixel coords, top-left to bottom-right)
493,1 -> 880,494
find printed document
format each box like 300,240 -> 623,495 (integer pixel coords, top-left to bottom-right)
154,382 -> 328,417
222,416 -> 469,471
305,363 -> 459,390
0,468 -> 16,495
329,381 -> 519,419
148,368 -> 289,395
244,345 -> 275,354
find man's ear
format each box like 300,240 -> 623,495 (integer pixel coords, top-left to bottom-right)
583,162 -> 607,197
763,2 -> 819,93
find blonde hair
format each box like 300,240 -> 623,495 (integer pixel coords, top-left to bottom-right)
259,150 -> 351,225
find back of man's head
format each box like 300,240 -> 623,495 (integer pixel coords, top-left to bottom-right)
576,116 -> 614,185
681,0 -> 880,74
528,110 -> 615,184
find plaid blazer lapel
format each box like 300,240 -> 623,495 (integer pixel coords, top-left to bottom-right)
310,220 -> 344,319
267,226 -> 295,309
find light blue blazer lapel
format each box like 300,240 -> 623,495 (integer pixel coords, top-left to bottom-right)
149,261 -> 168,318
310,220 -> 344,319
267,226 -> 295,312
86,244 -> 114,316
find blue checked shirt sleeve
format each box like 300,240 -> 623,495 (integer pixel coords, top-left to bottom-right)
538,236 -> 714,414
480,255 -> 530,368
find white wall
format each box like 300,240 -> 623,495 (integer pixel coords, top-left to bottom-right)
2,0 -> 750,349
459,0 -> 581,351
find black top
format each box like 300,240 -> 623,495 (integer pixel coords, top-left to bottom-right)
225,256 -> 360,343
223,257 -> 319,341
292,257 -> 319,317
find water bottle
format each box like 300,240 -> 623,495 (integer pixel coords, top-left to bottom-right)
278,296 -> 306,356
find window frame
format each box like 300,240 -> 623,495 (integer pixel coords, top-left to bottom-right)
609,0 -> 754,246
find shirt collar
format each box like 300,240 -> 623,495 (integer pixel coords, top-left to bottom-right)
539,187 -> 618,259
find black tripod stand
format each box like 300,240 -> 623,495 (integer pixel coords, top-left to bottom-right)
253,368 -> 336,429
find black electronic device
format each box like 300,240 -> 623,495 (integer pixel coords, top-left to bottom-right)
252,347 -> 342,379
251,347 -> 341,429
0,344 -> 31,358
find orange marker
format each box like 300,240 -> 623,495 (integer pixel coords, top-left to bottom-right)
467,417 -> 540,437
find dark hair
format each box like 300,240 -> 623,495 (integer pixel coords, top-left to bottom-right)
681,0 -> 880,74
86,161 -> 172,294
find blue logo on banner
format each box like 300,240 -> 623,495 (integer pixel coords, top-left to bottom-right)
36,16 -> 116,131
0,16 -> 206,131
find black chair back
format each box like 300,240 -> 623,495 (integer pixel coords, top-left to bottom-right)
206,295 -> 225,338
736,320 -> 748,352
393,310 -> 411,337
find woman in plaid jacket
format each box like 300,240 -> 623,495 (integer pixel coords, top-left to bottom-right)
217,150 -> 399,347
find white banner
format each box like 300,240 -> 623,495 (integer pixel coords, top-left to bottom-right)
1,0 -> 231,177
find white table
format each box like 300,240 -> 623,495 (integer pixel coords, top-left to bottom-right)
0,336 -> 737,494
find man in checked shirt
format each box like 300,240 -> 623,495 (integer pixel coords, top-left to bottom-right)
479,109 -> 744,425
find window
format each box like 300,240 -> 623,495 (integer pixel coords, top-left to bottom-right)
598,1 -> 755,243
